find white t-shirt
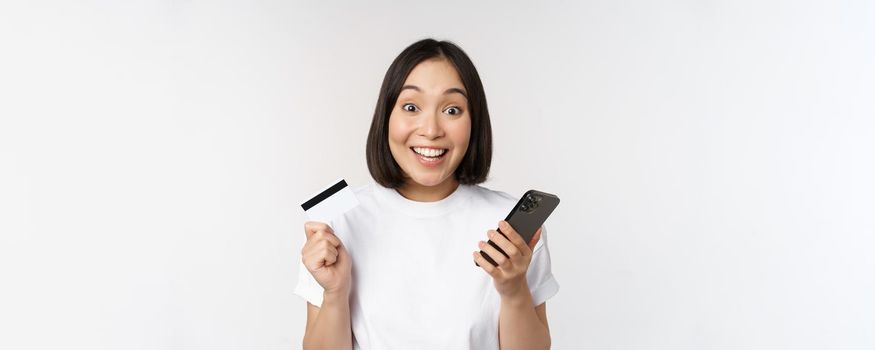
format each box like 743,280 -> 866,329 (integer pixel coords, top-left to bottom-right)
294,182 -> 559,350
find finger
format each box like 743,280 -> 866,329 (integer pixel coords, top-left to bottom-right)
304,221 -> 333,239
302,251 -> 325,271
529,227 -> 543,250
303,236 -> 338,260
487,229 -> 521,258
306,243 -> 339,268
472,251 -> 499,276
498,221 -> 528,248
318,242 -> 339,265
304,239 -> 339,263
322,246 -> 339,266
478,240 -> 509,267
301,231 -> 339,254
312,230 -> 341,247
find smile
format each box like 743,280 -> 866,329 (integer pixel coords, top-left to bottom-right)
411,147 -> 448,157
410,147 -> 448,167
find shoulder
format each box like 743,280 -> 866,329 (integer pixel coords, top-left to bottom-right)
466,184 -> 519,207
344,182 -> 380,216
326,182 -> 380,243
352,181 -> 378,198
460,184 -> 522,222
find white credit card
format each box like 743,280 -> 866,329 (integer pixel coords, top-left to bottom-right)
300,178 -> 359,224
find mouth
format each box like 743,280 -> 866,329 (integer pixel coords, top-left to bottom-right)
410,146 -> 448,167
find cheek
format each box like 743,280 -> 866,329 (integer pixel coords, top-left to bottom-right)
387,114 -> 414,152
449,117 -> 472,152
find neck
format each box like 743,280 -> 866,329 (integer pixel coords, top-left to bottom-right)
396,178 -> 460,202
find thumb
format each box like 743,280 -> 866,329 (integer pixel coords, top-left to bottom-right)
303,221 -> 332,239
528,227 -> 542,250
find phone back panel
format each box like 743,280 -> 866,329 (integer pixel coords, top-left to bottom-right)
504,190 -> 561,243
477,189 -> 561,267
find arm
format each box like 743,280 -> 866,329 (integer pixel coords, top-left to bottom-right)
499,290 -> 550,350
302,292 -> 353,350
473,221 -> 553,350
300,222 -> 354,350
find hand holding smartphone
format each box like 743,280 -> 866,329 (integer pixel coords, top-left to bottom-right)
477,190 -> 560,267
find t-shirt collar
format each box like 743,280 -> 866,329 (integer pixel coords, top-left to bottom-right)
373,182 -> 473,218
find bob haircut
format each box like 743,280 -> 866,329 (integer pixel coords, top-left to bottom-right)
366,38 -> 493,189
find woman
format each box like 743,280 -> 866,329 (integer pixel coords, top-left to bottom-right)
295,38 -> 559,350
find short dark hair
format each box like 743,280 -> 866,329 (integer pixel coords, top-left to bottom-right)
366,38 -> 493,188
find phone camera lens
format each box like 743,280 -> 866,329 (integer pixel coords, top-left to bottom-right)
521,194 -> 539,213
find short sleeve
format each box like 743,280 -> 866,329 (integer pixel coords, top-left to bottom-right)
293,259 -> 325,307
526,225 -> 559,306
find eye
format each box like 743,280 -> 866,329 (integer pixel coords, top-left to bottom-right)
444,106 -> 462,115
401,103 -> 419,113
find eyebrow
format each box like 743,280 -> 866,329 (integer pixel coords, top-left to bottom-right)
400,85 -> 468,99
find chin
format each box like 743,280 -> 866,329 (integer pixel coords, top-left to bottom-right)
409,174 -> 450,187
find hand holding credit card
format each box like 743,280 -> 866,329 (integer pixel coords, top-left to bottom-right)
299,178 -> 359,296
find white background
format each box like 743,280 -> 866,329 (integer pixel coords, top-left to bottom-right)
2,0 -> 874,349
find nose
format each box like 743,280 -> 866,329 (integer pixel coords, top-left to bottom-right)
417,110 -> 444,140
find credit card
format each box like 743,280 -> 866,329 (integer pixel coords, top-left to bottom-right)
300,178 -> 359,224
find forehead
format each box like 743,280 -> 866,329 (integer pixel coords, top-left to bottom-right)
402,58 -> 464,91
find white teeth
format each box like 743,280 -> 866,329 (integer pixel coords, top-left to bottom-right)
413,147 -> 447,158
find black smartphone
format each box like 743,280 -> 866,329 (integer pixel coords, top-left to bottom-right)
477,189 -> 560,267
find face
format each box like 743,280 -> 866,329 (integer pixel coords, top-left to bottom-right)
388,58 -> 471,188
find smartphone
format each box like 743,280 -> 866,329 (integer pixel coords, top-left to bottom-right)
477,189 -> 560,267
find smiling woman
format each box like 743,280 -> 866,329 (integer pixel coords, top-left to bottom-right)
387,58 -> 474,200
366,40 -> 492,198
294,39 -> 558,350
